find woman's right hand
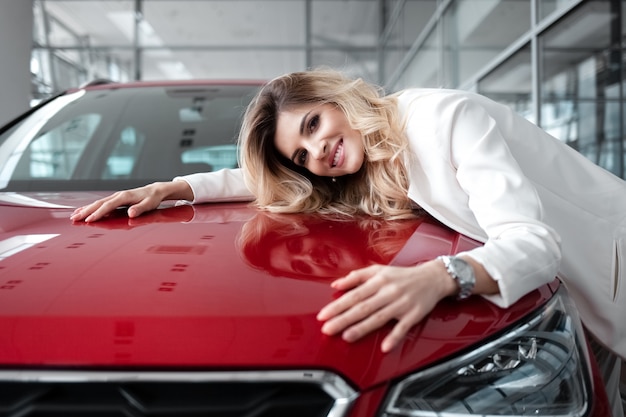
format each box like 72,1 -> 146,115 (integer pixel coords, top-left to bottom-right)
70,180 -> 194,223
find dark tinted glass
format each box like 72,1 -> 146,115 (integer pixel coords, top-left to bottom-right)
0,84 -> 260,191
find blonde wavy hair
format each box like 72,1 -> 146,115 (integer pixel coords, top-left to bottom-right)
238,68 -> 416,219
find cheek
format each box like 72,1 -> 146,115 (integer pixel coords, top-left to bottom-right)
349,141 -> 365,163
307,163 -> 325,176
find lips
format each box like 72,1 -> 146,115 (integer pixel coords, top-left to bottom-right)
331,139 -> 344,168
324,245 -> 339,268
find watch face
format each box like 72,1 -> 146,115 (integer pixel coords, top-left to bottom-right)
449,257 -> 475,299
452,258 -> 473,281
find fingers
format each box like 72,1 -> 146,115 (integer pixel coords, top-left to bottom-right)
381,313 -> 422,353
321,285 -> 428,352
125,199 -> 154,218
70,189 -> 151,222
319,267 -> 406,340
70,194 -> 122,222
317,263 -> 444,353
330,264 -> 383,290
317,265 -> 385,321
70,200 -> 108,222
333,302 -> 398,343
318,279 -> 394,334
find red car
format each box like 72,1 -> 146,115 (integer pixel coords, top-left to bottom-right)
0,80 -> 611,416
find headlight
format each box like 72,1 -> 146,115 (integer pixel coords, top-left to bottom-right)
382,287 -> 592,416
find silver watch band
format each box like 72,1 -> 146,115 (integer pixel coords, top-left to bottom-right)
437,255 -> 476,300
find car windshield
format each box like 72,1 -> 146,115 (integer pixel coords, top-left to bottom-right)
0,83 -> 260,192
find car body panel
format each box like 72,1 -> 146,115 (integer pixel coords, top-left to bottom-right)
0,193 -> 553,391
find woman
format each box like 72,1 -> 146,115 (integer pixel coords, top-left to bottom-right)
238,211 -> 422,281
71,69 -> 625,414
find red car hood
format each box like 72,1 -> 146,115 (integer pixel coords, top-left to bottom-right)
0,192 -> 552,390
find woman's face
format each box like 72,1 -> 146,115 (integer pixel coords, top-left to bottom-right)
274,103 -> 365,177
267,229 -> 370,279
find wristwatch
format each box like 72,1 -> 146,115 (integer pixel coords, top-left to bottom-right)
437,255 -> 476,300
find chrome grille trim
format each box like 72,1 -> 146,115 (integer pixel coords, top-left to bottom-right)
0,369 -> 359,417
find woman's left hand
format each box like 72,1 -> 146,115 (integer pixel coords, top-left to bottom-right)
316,260 -> 457,353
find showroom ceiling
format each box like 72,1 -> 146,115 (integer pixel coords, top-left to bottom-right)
38,0 -> 409,81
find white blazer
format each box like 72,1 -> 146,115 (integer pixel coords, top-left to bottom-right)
178,88 -> 626,358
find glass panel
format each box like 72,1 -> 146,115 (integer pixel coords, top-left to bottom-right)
392,26 -> 440,90
310,50 -> 379,83
31,0 -> 387,100
384,0 -> 401,26
0,84 -> 261,190
142,0 -> 305,47
32,1 -> 47,46
103,127 -> 146,179
381,0 -> 438,85
53,52 -> 88,90
87,49 -> 133,83
141,50 -> 306,80
623,102 -> 626,176
311,0 -> 378,47
30,48 -> 54,103
538,0 -> 580,21
598,99 -> 622,173
443,0 -> 531,87
45,15 -> 83,48
401,0 -> 437,44
477,45 -> 536,123
43,1 -> 135,47
478,45 -> 534,122
618,0 -> 626,174
540,0 -> 623,177
32,1 -> 136,95
181,145 -> 238,172
13,114 -> 101,180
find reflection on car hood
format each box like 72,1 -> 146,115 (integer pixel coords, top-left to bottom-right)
0,192 -> 552,389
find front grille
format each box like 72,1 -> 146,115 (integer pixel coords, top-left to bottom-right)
0,370 -> 357,417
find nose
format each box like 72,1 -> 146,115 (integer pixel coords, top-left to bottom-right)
308,139 -> 328,161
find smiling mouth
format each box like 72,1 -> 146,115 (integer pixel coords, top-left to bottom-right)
322,244 -> 339,267
331,139 -> 344,168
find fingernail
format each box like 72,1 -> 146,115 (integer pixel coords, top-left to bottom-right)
381,339 -> 394,353
342,330 -> 356,342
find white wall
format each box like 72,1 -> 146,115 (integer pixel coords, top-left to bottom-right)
0,0 -> 33,127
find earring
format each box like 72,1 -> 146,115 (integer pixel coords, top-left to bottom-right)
332,177 -> 337,183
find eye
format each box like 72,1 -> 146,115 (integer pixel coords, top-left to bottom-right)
296,149 -> 308,166
308,114 -> 320,133
286,238 -> 304,254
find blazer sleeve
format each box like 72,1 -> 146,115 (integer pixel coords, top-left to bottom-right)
173,168 -> 255,204
441,94 -> 562,307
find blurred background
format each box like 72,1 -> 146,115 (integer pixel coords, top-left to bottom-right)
2,0 -> 626,178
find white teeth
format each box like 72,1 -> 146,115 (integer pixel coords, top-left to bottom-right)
333,143 -> 343,167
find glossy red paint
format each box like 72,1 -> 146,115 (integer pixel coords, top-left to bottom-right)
0,78 -> 610,416
0,192 -> 554,394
